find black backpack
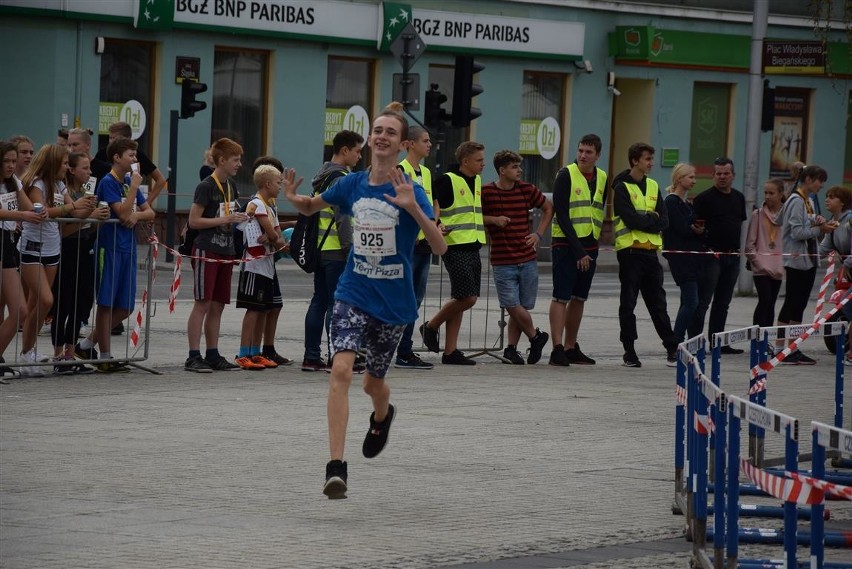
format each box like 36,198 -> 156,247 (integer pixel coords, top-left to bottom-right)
289,212 -> 334,273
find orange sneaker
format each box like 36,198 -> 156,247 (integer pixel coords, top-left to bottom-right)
235,356 -> 265,370
251,354 -> 278,369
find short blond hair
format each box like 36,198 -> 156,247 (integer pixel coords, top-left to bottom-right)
253,164 -> 281,188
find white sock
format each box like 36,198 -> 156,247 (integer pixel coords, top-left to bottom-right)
100,351 -> 111,360
79,338 -> 94,350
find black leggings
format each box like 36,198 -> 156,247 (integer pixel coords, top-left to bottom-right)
752,275 -> 782,327
777,266 -> 817,323
51,236 -> 96,347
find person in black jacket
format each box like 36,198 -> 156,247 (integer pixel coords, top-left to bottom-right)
662,163 -> 707,343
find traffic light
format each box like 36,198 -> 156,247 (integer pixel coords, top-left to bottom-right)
424,84 -> 449,129
181,80 -> 208,119
451,55 -> 484,128
761,79 -> 775,132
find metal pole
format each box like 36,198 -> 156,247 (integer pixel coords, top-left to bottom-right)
737,0 -> 769,294
166,109 -> 178,263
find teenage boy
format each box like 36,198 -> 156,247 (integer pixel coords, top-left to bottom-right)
548,134 -> 608,366
89,137 -> 154,372
184,138 -> 247,372
420,141 -> 487,366
301,130 -> 363,372
611,142 -> 678,368
234,165 -> 287,370
481,150 -> 552,365
283,105 -> 447,500
395,125 -> 436,370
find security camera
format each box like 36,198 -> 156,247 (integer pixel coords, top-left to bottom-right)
583,60 -> 593,73
608,86 -> 622,97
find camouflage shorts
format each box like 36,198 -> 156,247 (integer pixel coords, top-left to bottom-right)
329,301 -> 405,379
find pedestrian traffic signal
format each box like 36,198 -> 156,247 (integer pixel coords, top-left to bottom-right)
181,80 -> 208,119
451,56 -> 484,128
761,80 -> 775,132
424,84 -> 449,129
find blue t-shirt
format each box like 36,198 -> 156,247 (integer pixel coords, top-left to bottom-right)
322,171 -> 433,325
96,173 -> 146,253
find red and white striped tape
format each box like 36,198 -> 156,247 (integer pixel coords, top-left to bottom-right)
675,385 -> 687,406
694,412 -> 711,435
786,471 -> 852,501
740,459 -> 822,505
749,290 -> 852,393
813,252 -> 836,324
129,238 -> 158,349
169,255 -> 182,314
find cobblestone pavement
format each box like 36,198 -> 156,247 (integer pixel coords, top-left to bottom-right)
1,260 -> 849,568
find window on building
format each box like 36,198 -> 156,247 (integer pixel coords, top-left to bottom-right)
520,72 -> 566,193
212,48 -> 268,196
324,57 -> 374,168
689,82 -> 732,189
98,39 -> 155,158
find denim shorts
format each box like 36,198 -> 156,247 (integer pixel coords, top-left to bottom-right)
329,301 -> 405,379
492,260 -> 538,309
552,247 -> 598,302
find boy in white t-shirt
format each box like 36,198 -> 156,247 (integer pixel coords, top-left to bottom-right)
234,165 -> 287,370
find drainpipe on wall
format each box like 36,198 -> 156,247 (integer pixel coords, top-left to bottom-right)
738,0 -> 769,295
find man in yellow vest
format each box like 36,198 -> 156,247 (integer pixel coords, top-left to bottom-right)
611,142 -> 677,368
420,141 -> 486,365
548,134 -> 607,366
301,130 -> 363,372
395,126 -> 437,369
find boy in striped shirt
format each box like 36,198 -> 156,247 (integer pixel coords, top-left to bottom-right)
481,150 -> 553,365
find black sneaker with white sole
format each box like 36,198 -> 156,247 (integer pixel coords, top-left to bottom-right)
394,353 -> 434,369
185,354 -> 213,373
362,404 -> 395,459
323,460 -> 348,499
622,348 -> 642,368
565,342 -> 596,365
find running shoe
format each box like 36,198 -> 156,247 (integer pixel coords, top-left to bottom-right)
323,460 -> 348,500
184,354 -> 213,373
565,343 -> 595,365
251,354 -> 278,369
362,404 -> 395,458
394,353 -> 434,369
206,355 -> 239,371
527,329 -> 549,364
419,322 -> 440,353
502,346 -> 525,365
235,356 -> 265,370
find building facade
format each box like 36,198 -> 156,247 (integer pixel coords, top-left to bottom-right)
1,0 -> 849,232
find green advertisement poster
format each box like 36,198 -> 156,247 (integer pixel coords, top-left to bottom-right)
689,83 -> 730,177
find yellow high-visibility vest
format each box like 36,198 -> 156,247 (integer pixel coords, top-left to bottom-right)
612,178 -> 663,251
442,173 -> 486,246
400,159 -> 433,241
316,171 -> 347,251
552,163 -> 606,240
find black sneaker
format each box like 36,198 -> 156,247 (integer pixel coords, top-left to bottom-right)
205,355 -> 239,371
185,354 -> 213,373
549,345 -> 570,367
74,343 -> 98,361
527,329 -> 549,364
363,404 -> 395,459
666,350 -> 678,368
623,348 -> 642,368
301,358 -> 327,372
442,349 -> 475,365
74,364 -> 96,375
323,460 -> 348,500
96,360 -> 131,373
796,351 -> 816,365
502,346 -> 525,365
53,357 -> 75,376
565,343 -> 595,365
111,322 -> 124,336
264,352 -> 293,366
419,322 -> 440,353
394,353 -> 434,369
720,345 -> 744,355
782,350 -> 816,365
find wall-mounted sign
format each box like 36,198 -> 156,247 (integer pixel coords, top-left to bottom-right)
763,40 -> 825,75
519,117 -> 561,160
324,105 -> 369,146
175,56 -> 200,84
661,148 -> 680,168
98,100 -> 147,139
